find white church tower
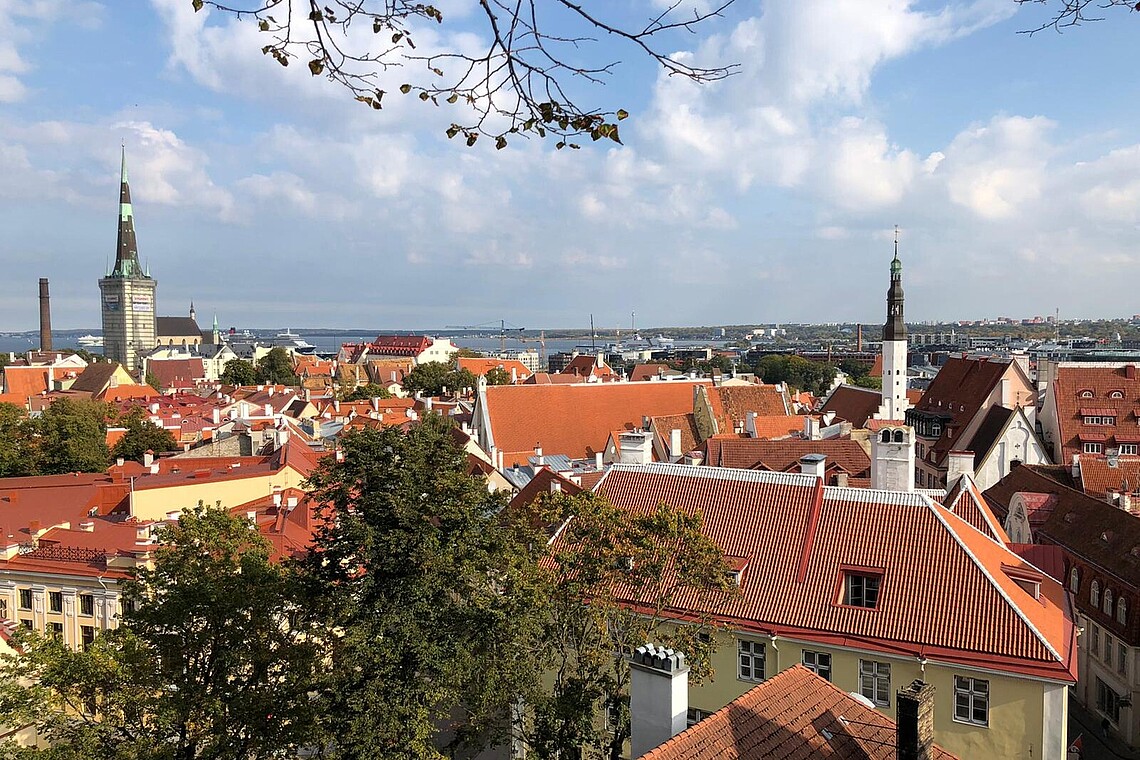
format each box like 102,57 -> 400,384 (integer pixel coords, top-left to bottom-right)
874,228 -> 911,422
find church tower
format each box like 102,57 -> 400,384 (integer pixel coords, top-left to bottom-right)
99,147 -> 157,373
874,228 -> 910,421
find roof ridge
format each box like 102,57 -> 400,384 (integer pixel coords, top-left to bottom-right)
926,502 -> 1065,665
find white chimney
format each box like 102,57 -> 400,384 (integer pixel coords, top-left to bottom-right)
669,429 -> 683,460
595,451 -> 604,469
212,407 -> 221,425
619,431 -> 654,465
946,450 -> 975,488
79,521 -> 94,532
534,445 -> 544,466
630,644 -> 689,759
799,454 -> 827,479
143,451 -> 155,467
804,416 -> 821,441
550,480 -> 562,493
264,403 -> 273,417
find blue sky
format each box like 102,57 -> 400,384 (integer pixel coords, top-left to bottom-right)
2,0 -> 1139,331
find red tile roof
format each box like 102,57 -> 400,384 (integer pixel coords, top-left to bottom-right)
651,414 -> 701,459
640,664 -> 956,760
1078,456 -> 1140,499
361,335 -> 433,357
629,364 -> 677,382
1051,364 -> 1140,463
819,385 -> 881,428
457,357 -> 532,381
559,354 -> 617,379
711,385 -> 789,431
587,464 -> 1076,682
941,476 -> 1008,543
482,381 -> 708,465
703,438 -> 870,478
147,358 -> 205,390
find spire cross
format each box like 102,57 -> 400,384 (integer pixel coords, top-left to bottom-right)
894,224 -> 899,256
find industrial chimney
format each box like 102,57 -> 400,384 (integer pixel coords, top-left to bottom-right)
38,278 -> 52,352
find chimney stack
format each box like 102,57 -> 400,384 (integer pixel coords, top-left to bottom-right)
946,450 -> 975,488
629,644 -> 689,759
38,278 -> 52,352
896,680 -> 936,760
799,453 -> 827,479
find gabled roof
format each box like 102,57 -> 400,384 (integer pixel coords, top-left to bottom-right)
559,354 -> 617,379
640,664 -> 956,760
966,405 -> 1013,467
711,384 -> 789,431
69,362 -> 131,394
629,363 -> 678,382
1051,364 -> 1140,463
986,464 -> 1140,589
481,381 -> 707,465
703,438 -> 870,478
651,414 -> 701,459
819,385 -> 880,428
147,358 -> 205,390
1076,456 -> 1140,499
942,475 -> 1008,543
589,463 -> 1075,682
457,357 -> 532,380
155,316 -> 201,338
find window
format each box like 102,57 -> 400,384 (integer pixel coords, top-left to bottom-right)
738,640 -> 765,682
1111,391 -> 1125,399
48,622 -> 62,637
859,660 -> 891,707
954,676 -> 989,726
49,591 -> 62,613
80,594 -> 94,617
1119,598 -> 1129,626
1081,391 -> 1095,399
1085,443 -> 1104,454
1070,567 -> 1081,593
686,708 -> 712,728
1120,644 -> 1128,678
802,650 -> 832,681
18,589 -> 32,610
1091,624 -> 1100,657
1098,678 -> 1122,724
844,573 -> 882,609
1092,581 -> 1101,608
1105,635 -> 1114,668
1105,588 -> 1115,616
20,619 -> 32,630
1122,444 -> 1139,456
81,626 -> 95,651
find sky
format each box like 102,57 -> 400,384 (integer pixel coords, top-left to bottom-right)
1,0 -> 1140,331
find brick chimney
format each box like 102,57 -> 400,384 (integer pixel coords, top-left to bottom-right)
896,680 -> 936,760
629,644 -> 689,759
38,278 -> 52,352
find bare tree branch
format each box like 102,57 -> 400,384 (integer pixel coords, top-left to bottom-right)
193,0 -> 739,147
1015,0 -> 1138,34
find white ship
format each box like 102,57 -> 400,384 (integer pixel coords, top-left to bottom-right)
77,334 -> 103,347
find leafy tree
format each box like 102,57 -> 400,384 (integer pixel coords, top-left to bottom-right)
484,366 -> 512,386
35,399 -> 110,475
402,361 -> 477,397
854,375 -> 882,390
112,408 -> 178,462
255,348 -> 299,386
143,370 -> 162,391
0,402 -> 37,478
195,0 -> 738,146
753,354 -> 837,395
221,358 -> 257,386
521,490 -> 735,760
340,382 -> 394,401
301,418 -> 546,758
0,506 -> 323,759
453,348 -> 484,359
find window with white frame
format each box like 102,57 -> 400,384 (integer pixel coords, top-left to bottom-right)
1120,644 -> 1128,678
953,676 -> 989,726
1081,391 -> 1095,399
1105,635 -> 1114,668
1085,442 -> 1104,454
1119,597 -> 1129,625
1092,624 -> 1100,657
1121,444 -> 1139,455
1105,588 -> 1115,616
859,660 -> 891,707
737,639 -> 765,682
686,707 -> 713,728
1092,580 -> 1101,608
802,650 -> 832,681
1070,567 -> 1080,593
1098,678 -> 1122,724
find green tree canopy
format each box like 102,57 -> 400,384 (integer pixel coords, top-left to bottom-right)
340,382 -> 394,401
402,361 -> 477,397
484,366 -> 512,386
112,408 -> 178,462
220,358 -> 257,385
35,398 -> 111,475
0,505 -> 323,759
0,402 -> 37,478
255,348 -> 299,386
753,354 -> 837,395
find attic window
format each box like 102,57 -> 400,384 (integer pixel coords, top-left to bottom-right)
1003,565 -> 1043,601
726,556 -> 749,587
1064,513 -> 1077,524
840,571 -> 882,609
1111,391 -> 1125,400
1080,390 -> 1095,399
1102,531 -> 1115,543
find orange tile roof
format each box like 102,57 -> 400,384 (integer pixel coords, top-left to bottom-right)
629,363 -> 676,382
640,664 -> 956,760
483,381 -> 708,465
1077,455 -> 1140,499
651,414 -> 701,458
712,385 -> 789,430
588,464 -> 1076,682
457,357 -> 532,380
820,385 -> 881,428
704,438 -> 870,478
941,476 -> 1008,543
560,354 -> 617,379
99,384 -> 159,403
751,414 -> 809,440
1052,364 -> 1140,462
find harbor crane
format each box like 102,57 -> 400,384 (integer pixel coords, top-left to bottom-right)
444,319 -> 526,354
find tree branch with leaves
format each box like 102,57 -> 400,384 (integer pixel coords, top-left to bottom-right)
193,0 -> 738,147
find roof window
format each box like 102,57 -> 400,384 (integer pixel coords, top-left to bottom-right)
838,569 -> 883,609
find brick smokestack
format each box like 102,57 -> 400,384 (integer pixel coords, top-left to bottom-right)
38,278 -> 52,352
896,680 -> 936,760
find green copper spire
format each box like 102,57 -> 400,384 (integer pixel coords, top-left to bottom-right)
883,225 -> 906,341
111,145 -> 145,278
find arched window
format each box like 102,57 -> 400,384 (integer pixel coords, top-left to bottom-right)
881,430 -> 891,444
1092,580 -> 1100,608
893,430 -> 905,443
1111,391 -> 1124,399
1105,588 -> 1115,616
1081,390 -> 1094,399
1119,597 -> 1128,625
1070,567 -> 1080,593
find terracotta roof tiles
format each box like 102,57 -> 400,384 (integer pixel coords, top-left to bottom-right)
820,385 -> 881,429
1051,364 -> 1140,462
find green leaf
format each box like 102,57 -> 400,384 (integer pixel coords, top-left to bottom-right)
399,84 -> 412,94
616,109 -> 629,121
446,93 -> 458,104
192,0 -> 204,10
258,19 -> 269,31
496,136 -> 507,150
308,59 -> 324,75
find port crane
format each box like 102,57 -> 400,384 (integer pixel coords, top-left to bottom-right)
444,319 -> 526,354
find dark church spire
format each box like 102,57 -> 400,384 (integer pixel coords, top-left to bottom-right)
112,145 -> 145,278
883,225 -> 906,341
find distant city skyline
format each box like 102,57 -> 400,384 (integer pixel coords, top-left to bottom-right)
2,2 -> 1140,330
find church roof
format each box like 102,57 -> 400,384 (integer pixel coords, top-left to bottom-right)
109,147 -> 148,280
156,316 -> 202,338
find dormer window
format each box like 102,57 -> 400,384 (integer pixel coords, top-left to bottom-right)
1081,390 -> 1095,399
842,571 -> 882,609
1111,391 -> 1125,400
1003,565 -> 1043,600
726,556 -> 749,587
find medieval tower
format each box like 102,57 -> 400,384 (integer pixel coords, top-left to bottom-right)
874,229 -> 910,422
